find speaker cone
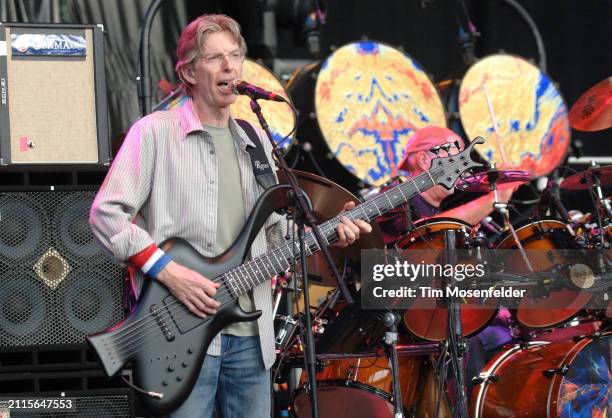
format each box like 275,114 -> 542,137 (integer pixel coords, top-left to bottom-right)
0,274 -> 49,346
0,195 -> 46,260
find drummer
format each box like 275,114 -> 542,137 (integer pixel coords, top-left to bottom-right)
379,125 -> 518,398
378,125 -> 516,243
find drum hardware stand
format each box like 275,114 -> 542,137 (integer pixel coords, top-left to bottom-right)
585,162 -> 611,239
247,97 -> 357,418
442,229 -> 469,418
488,165 -> 534,272
382,310 -> 405,418
536,173 -> 576,236
487,166 -> 535,348
583,164 -> 611,296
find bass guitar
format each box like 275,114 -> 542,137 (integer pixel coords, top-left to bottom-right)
87,137 -> 484,414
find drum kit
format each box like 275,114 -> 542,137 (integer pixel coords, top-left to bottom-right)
153,42 -> 611,418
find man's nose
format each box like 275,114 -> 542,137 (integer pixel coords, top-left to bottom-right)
221,55 -> 235,71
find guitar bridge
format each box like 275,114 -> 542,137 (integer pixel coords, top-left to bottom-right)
151,304 -> 175,341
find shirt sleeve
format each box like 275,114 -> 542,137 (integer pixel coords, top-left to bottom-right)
89,118 -> 157,264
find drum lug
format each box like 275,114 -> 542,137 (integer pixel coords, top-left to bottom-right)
574,331 -> 602,343
471,374 -> 498,385
542,364 -> 570,378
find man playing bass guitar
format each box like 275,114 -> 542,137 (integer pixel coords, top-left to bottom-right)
89,13 -> 371,418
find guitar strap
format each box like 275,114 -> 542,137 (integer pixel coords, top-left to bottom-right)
236,119 -> 277,190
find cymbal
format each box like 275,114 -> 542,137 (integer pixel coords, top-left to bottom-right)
561,166 -> 612,190
569,76 -> 612,132
276,170 -> 384,286
455,169 -> 531,192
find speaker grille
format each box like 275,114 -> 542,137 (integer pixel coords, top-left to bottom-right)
0,190 -> 124,347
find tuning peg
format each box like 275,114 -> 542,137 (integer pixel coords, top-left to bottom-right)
429,146 -> 441,156
440,143 -> 452,152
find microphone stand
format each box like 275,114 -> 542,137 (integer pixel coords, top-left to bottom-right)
442,229 -> 469,418
247,97 -> 354,418
383,311 -> 405,418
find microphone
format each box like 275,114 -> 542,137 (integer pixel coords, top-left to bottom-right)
230,79 -> 286,102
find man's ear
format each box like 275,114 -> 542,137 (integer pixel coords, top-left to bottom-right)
415,150 -> 432,172
180,65 -> 196,86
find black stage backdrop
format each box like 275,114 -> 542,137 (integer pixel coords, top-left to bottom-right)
1,0 -> 610,156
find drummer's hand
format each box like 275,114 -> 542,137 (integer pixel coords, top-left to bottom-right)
335,201 -> 372,247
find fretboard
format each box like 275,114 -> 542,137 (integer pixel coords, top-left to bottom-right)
220,170 -> 437,297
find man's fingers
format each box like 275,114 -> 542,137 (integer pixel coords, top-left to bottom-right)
355,219 -> 373,233
337,222 -> 347,243
191,290 -> 219,314
184,300 -> 207,319
202,280 -> 219,297
343,201 -> 356,211
201,290 -> 221,309
340,216 -> 360,238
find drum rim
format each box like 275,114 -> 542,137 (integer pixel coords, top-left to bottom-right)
411,217 -> 472,229
471,341 -> 549,418
309,40 -> 448,187
472,332 -> 611,418
495,217 -> 569,249
458,52 -> 570,177
396,217 -> 472,248
294,378 -> 393,404
546,331 -> 611,418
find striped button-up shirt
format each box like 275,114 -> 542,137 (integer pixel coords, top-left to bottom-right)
89,97 -> 284,368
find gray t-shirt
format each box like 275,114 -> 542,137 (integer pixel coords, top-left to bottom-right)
205,124 -> 258,336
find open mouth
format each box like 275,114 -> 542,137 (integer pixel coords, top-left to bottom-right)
217,80 -> 233,91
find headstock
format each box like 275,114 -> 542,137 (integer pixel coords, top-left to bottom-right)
428,137 -> 485,189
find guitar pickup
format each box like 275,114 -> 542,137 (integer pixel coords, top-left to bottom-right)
151,304 -> 175,341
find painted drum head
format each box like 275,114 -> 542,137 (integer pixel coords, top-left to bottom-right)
314,41 -> 447,187
459,54 -> 570,177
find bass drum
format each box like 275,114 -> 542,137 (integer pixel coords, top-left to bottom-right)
470,332 -> 611,418
286,41 -> 447,193
293,355 -> 441,418
458,54 -> 570,177
496,219 -> 593,329
152,58 -> 296,152
397,219 -> 498,341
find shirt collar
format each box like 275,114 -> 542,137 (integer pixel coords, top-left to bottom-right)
178,97 -> 256,149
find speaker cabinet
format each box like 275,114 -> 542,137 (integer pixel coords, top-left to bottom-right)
0,189 -> 125,348
0,23 -> 110,165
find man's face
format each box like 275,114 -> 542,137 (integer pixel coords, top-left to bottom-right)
188,31 -> 243,111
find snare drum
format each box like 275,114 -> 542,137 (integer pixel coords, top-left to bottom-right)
152,58 -> 296,151
287,41 -> 446,192
471,331 -> 611,418
459,54 -> 570,177
397,219 -> 498,341
293,355 -> 424,418
496,219 -> 593,329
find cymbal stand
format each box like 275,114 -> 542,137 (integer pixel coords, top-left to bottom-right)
488,166 -> 533,346
584,165 -> 610,282
586,162 -> 611,242
488,165 -> 533,272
